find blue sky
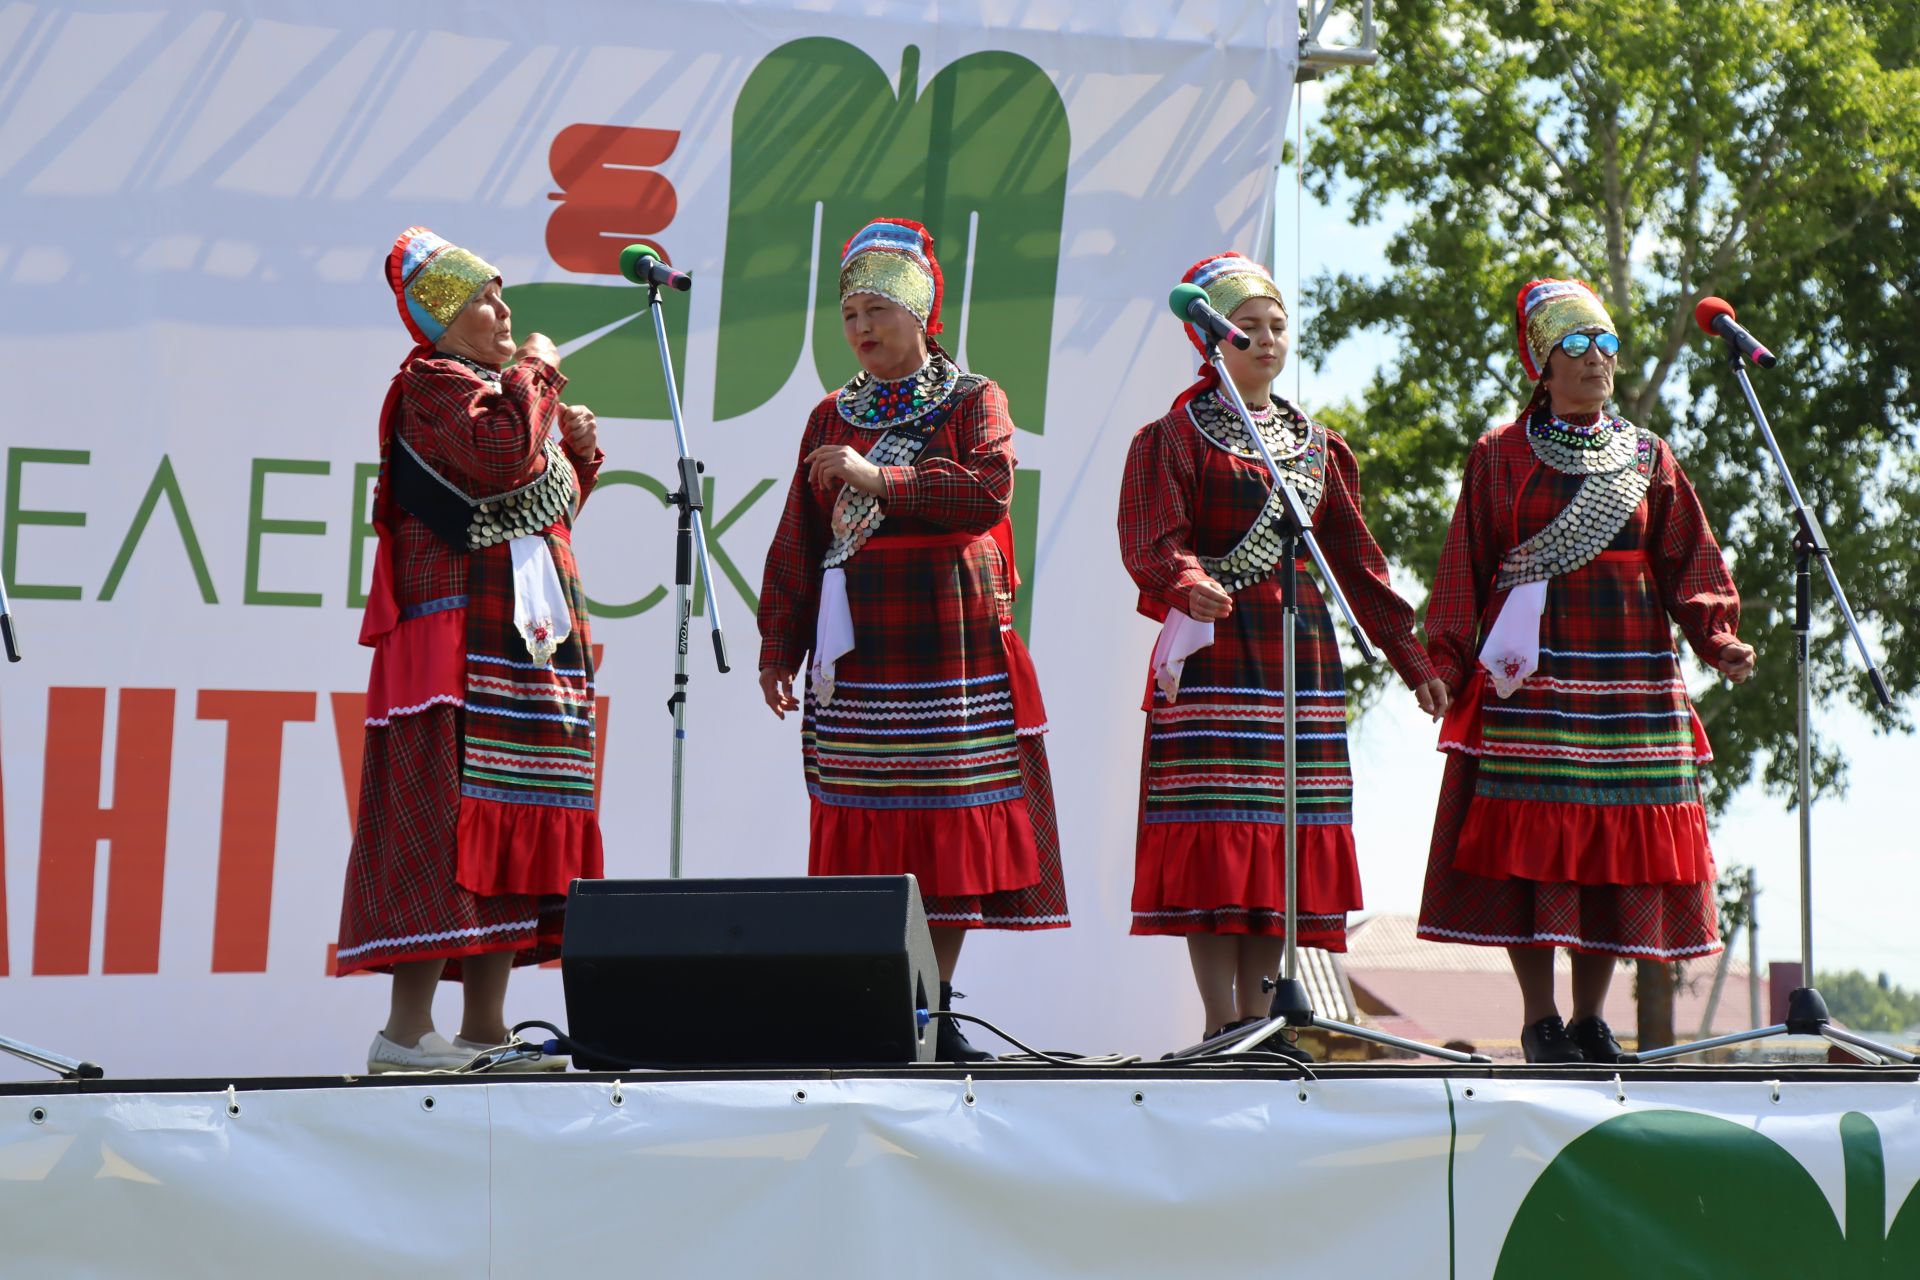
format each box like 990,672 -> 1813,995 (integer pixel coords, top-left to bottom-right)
1274,82 -> 1920,996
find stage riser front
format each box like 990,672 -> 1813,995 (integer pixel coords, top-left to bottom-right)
4,1074 -> 1916,1275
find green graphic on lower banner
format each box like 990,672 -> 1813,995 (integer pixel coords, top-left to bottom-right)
1495,1110 -> 1920,1275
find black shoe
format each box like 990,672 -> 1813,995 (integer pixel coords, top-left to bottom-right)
1521,1015 -> 1586,1064
1567,1016 -> 1624,1064
936,982 -> 993,1062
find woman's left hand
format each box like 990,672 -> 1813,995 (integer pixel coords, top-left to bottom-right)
806,444 -> 885,495
1717,640 -> 1757,683
561,404 -> 598,457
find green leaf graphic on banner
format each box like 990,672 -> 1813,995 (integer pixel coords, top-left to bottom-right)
1494,1110 -> 1920,1276
717,38 -> 1068,433
500,283 -> 688,421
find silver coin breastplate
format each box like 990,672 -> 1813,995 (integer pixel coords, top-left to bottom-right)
1494,417 -> 1655,591
1188,393 -> 1328,594
821,365 -> 982,570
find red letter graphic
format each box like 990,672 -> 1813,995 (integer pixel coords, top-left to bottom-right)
34,688 -> 175,974
199,690 -> 316,973
546,124 -> 679,275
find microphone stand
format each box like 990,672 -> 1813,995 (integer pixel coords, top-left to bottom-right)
0,568 -> 20,661
642,278 -> 730,878
1170,342 -> 1487,1065
0,1032 -> 102,1080
1626,348 -> 1907,1065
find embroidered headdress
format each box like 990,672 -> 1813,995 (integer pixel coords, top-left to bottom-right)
1166,251 -> 1286,411
386,226 -> 500,346
839,218 -> 945,334
1182,252 -> 1285,355
1516,277 -> 1616,381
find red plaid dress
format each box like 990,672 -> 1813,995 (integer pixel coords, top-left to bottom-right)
1418,415 -> 1742,959
1118,394 -> 1436,947
337,354 -> 605,978
758,377 -> 1066,929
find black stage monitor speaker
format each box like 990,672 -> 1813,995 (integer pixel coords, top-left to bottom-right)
561,875 -> 938,1069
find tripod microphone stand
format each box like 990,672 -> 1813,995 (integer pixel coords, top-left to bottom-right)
1172,344 -> 1487,1065
620,245 -> 730,878
1626,345 -> 1906,1065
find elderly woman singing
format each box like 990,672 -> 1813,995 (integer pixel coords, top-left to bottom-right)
337,228 -> 606,1072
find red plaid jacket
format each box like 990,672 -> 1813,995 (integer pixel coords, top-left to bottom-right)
389,355 -> 604,610
1425,420 -> 1742,690
757,381 -> 1017,673
1119,408 -> 1438,689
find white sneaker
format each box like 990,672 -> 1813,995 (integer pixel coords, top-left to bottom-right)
451,1034 -> 569,1073
366,1030 -> 472,1074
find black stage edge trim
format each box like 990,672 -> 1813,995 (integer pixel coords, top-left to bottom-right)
2,1061 -> 1915,1097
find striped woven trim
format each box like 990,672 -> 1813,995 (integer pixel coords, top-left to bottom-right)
806,782 -> 1026,810
1418,925 -> 1719,960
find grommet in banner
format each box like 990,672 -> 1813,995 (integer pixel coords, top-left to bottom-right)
226,1085 -> 240,1118
963,1074 -> 976,1107
28,1106 -> 46,1125
420,1095 -> 436,1112
1296,1081 -> 1309,1103
1462,1087 -> 1476,1100
1769,1080 -> 1782,1104
1612,1073 -> 1627,1105
610,1080 -> 625,1107
1132,1091 -> 1146,1106
793,1089 -> 808,1104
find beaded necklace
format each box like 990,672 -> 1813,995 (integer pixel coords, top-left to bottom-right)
836,354 -> 961,430
441,351 -> 504,385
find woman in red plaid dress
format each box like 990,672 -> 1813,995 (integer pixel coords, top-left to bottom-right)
1119,254 -> 1448,1045
338,228 -> 606,1073
757,218 -> 1065,1061
1417,279 -> 1756,1063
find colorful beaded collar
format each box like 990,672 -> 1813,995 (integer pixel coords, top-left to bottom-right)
836,354 -> 961,431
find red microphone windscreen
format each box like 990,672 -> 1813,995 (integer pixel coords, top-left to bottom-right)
1694,296 -> 1735,334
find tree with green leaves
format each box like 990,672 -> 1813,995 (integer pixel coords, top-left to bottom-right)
1301,0 -> 1918,1041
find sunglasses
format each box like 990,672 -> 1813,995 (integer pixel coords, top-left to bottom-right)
1557,331 -> 1620,359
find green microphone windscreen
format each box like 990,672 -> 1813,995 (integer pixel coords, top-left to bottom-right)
619,243 -> 662,283
1168,282 -> 1209,320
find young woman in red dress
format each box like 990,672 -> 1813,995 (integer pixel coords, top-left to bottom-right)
1119,253 -> 1448,1047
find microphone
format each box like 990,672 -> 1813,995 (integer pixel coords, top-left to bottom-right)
1694,297 -> 1776,368
619,244 -> 692,292
1169,283 -> 1250,350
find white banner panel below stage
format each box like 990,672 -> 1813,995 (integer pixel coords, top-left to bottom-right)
5,1074 -> 1917,1275
0,0 -> 1296,1077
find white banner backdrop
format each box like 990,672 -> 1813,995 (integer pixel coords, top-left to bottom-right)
0,1 -> 1297,1077
4,1075 -> 1916,1275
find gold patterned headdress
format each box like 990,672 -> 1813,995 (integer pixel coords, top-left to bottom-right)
839,218 -> 944,334
1517,278 -> 1616,380
1182,253 -> 1285,354
387,226 -> 500,345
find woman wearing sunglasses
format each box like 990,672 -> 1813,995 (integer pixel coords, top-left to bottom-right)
1416,278 -> 1756,1063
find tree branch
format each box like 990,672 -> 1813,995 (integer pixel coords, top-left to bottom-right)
1629,132 -> 1708,421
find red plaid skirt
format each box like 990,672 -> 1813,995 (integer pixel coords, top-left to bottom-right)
336,703 -> 566,977
805,529 -> 1066,930
1419,473 -> 1720,960
1127,427 -> 1365,947
1129,580 -> 1359,947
